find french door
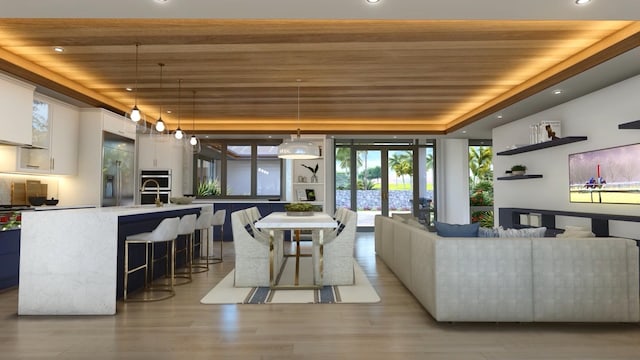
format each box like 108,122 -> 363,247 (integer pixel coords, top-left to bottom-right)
335,143 -> 416,228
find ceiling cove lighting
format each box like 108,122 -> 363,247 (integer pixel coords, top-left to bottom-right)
174,79 -> 183,140
154,63 -> 166,132
278,81 -> 320,160
190,91 -> 198,146
130,43 -> 141,122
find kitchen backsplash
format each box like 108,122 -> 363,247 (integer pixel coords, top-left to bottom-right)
0,174 -> 59,205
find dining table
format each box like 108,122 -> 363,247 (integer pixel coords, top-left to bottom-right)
254,211 -> 337,289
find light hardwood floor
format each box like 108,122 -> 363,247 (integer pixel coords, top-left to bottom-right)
1,232 -> 639,360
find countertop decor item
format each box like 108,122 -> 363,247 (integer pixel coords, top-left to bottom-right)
44,198 -> 59,206
28,196 -> 46,206
170,196 -> 194,205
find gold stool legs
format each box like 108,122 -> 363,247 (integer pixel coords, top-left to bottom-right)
192,228 -> 210,273
204,225 -> 224,264
124,239 -> 176,302
174,233 -> 194,284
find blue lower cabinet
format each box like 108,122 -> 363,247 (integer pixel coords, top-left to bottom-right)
0,229 -> 20,290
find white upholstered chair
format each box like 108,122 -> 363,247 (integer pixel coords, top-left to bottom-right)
124,217 -> 180,301
231,209 -> 283,287
313,209 -> 357,286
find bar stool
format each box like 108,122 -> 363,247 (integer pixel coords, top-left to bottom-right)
208,209 -> 226,264
124,217 -> 179,302
192,211 -> 213,273
174,214 -> 197,285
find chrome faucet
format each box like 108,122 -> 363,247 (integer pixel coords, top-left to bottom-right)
141,179 -> 162,207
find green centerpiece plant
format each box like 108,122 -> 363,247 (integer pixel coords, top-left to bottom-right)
284,202 -> 314,212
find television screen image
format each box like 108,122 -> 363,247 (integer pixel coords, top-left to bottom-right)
569,143 -> 640,204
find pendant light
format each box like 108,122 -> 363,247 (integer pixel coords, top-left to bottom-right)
174,79 -> 183,140
277,80 -> 320,159
189,90 -> 198,146
130,43 -> 141,122
154,63 -> 166,132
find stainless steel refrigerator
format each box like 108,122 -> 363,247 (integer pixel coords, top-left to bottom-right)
102,132 -> 135,207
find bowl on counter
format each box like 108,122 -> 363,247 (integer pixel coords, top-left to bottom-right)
45,198 -> 59,206
169,196 -> 195,205
28,196 -> 46,206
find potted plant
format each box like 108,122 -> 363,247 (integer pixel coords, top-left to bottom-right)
511,164 -> 527,176
301,163 -> 319,183
284,202 -> 315,216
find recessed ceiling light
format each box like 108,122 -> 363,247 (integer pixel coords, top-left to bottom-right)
154,0 -> 169,3
575,0 -> 591,5
166,110 -> 172,114
53,46 -> 64,53
553,89 -> 563,95
497,115 -> 503,119
462,130 -> 467,134
366,0 -> 381,3
125,87 -> 133,92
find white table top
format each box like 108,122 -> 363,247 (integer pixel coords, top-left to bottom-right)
254,212 -> 337,229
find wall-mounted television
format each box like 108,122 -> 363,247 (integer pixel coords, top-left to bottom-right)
569,143 -> 640,204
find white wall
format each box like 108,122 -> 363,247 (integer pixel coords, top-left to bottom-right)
493,74 -> 640,236
436,138 -> 470,224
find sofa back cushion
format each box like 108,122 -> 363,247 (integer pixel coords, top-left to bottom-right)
498,227 -> 547,238
434,221 -> 480,237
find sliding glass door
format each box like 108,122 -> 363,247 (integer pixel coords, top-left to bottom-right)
335,141 -> 434,228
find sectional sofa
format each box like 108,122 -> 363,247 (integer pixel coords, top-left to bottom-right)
374,214 -> 639,322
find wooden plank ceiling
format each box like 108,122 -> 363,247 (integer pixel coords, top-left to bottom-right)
0,19 -> 637,135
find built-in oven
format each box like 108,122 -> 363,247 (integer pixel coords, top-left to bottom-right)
139,169 -> 172,205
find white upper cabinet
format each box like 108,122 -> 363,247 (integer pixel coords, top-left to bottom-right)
102,111 -> 136,140
17,95 -> 79,175
0,73 -> 35,146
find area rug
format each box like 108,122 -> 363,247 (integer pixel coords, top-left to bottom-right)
200,258 -> 380,304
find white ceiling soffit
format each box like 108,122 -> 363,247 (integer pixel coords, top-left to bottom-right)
1,0 -> 639,20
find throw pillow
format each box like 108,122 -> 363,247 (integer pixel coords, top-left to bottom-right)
556,230 -> 595,238
434,221 -> 480,237
478,227 -> 499,238
498,227 -> 547,238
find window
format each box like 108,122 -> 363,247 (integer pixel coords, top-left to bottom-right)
194,140 -> 281,198
468,139 -> 493,226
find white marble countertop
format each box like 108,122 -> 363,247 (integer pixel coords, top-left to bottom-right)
18,203 -> 206,316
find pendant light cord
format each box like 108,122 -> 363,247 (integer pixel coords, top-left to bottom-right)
134,43 -> 139,106
177,79 -> 181,128
158,63 -> 164,118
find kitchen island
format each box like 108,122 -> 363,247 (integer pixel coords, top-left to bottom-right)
18,204 -> 205,315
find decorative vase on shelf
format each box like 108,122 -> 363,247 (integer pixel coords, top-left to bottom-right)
310,174 -> 318,183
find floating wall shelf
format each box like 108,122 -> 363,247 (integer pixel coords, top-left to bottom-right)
496,136 -> 588,156
497,174 -> 543,180
618,120 -> 640,129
